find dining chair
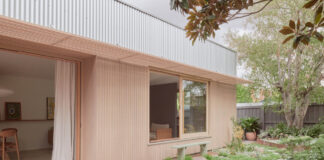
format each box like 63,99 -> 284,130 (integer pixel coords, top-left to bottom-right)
0,128 -> 20,160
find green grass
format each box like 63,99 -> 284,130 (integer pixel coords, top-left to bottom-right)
211,143 -> 287,160
166,143 -> 291,160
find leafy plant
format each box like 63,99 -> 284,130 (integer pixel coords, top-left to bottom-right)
265,120 -> 324,139
280,0 -> 324,49
204,154 -> 215,160
304,118 -> 324,137
266,122 -> 302,138
236,85 -> 253,103
226,118 -> 245,154
184,155 -> 193,160
171,0 -> 324,48
239,117 -> 261,133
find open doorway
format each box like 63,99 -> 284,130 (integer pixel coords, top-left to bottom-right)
0,51 -> 77,160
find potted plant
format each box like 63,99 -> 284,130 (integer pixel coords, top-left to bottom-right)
240,117 -> 261,141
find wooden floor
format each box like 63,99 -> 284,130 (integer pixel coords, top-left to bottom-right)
5,148 -> 52,160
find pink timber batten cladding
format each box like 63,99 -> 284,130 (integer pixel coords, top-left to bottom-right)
81,57 -> 237,159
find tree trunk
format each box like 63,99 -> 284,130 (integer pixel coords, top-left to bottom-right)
293,97 -> 310,129
293,115 -> 304,129
283,93 -> 294,127
284,110 -> 294,127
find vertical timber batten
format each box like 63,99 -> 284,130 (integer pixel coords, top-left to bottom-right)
81,57 -> 237,160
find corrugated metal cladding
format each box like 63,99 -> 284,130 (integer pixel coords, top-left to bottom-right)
0,0 -> 237,76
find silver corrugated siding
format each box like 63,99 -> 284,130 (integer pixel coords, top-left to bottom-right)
0,0 -> 237,76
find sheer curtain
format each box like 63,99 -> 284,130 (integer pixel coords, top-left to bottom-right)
52,60 -> 76,160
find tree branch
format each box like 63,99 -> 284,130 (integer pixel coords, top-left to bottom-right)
227,0 -> 273,21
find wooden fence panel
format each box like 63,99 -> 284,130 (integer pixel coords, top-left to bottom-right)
237,104 -> 324,130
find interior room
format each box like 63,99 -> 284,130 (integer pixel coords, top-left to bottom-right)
0,51 -> 76,160
149,72 -> 179,142
0,51 -> 55,160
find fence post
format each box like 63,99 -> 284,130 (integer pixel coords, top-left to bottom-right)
260,106 -> 265,130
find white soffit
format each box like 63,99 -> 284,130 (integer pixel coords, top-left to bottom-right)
0,16 -> 251,85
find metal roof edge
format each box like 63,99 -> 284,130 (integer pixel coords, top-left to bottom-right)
115,0 -> 237,55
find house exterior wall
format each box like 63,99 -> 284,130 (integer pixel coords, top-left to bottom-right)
0,0 -> 236,76
81,57 -> 236,160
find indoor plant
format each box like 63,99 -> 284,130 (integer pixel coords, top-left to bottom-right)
240,117 -> 261,141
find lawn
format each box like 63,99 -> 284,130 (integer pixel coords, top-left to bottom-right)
207,143 -> 287,160
204,135 -> 324,160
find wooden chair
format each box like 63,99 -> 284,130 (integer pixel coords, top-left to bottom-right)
0,128 -> 20,160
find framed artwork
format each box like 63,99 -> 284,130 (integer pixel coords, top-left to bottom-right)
47,97 -> 55,120
5,102 -> 21,120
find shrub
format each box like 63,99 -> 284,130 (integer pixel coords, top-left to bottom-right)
267,122 -> 290,138
266,122 -> 308,139
303,119 -> 324,138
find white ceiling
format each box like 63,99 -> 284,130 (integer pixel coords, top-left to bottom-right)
0,51 -> 55,79
150,72 -> 178,86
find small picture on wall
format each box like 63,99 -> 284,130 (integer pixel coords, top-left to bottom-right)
47,97 -> 55,120
5,102 -> 21,120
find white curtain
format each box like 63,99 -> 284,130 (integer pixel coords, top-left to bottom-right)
52,60 -> 76,160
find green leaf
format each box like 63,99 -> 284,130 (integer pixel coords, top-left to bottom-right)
283,35 -> 295,44
279,26 -> 294,35
315,5 -> 323,24
303,0 -> 319,8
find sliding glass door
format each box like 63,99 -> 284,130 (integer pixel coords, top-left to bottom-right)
180,78 -> 208,138
149,70 -> 209,142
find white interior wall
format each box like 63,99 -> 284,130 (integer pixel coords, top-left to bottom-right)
0,75 -> 54,151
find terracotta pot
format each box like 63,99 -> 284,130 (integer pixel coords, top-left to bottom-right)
246,132 -> 257,141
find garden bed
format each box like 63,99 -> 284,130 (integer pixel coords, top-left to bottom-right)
257,138 -> 309,152
256,139 -> 287,148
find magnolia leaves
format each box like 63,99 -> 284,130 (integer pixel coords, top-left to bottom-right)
280,0 -> 324,49
171,0 -> 256,44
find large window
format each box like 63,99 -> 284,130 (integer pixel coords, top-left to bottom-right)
182,80 -> 207,134
149,71 -> 208,142
150,72 -> 179,142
